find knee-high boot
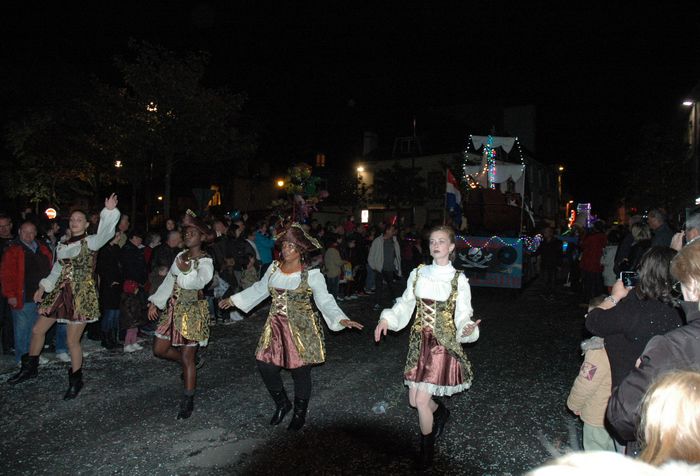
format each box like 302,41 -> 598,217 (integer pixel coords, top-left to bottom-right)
432,399 -> 450,439
269,388 -> 292,425
63,367 -> 84,400
417,432 -> 435,470
287,397 -> 309,431
8,354 -> 39,385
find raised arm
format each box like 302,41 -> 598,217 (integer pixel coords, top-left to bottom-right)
87,195 -> 121,251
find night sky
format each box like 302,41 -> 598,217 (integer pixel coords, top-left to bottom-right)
3,2 -> 700,213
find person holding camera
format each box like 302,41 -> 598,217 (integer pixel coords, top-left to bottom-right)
585,247 -> 683,391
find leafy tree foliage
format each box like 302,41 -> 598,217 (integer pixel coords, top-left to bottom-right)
373,162 -> 427,213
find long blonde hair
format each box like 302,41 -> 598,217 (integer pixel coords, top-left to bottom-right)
639,370 -> 700,466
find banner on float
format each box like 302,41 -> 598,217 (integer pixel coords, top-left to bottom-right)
454,236 -> 522,288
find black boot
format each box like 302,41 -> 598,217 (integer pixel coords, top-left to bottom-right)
177,394 -> 194,420
8,354 -> 39,385
287,397 -> 309,431
417,432 -> 435,471
63,368 -> 84,400
432,400 -> 450,439
269,389 -> 292,425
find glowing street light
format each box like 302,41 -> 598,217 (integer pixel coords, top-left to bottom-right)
114,160 -> 123,168
558,165 -> 565,172
157,196 -> 163,201
683,100 -> 695,107
146,101 -> 158,112
356,166 -> 364,173
276,179 -> 285,188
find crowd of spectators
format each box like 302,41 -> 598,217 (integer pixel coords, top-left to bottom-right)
539,206 -> 700,471
0,209 -> 436,364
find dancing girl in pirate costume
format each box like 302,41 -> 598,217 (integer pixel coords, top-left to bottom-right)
219,224 -> 363,431
8,194 -> 120,400
374,225 -> 480,470
147,211 -> 213,419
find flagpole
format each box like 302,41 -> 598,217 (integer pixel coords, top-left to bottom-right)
443,168 -> 448,225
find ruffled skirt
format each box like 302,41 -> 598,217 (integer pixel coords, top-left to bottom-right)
404,327 -> 470,396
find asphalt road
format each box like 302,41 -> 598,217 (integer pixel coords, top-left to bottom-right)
1,279 -> 586,475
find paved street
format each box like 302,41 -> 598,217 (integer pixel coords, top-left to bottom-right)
1,279 -> 586,475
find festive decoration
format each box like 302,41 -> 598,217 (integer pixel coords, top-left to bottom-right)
485,135 -> 496,189
455,234 -> 543,253
269,162 -> 328,223
462,134 -> 526,188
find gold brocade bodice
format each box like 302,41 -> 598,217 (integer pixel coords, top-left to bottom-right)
403,265 -> 473,384
257,262 -> 326,364
41,239 -> 100,319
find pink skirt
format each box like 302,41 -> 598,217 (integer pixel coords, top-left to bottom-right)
404,327 -> 468,396
256,313 -> 305,369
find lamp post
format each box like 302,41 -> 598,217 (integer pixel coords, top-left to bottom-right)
683,99 -> 699,198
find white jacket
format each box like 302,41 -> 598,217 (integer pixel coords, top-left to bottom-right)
367,235 -> 402,276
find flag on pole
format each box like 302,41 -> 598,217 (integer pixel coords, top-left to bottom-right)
446,170 -> 462,227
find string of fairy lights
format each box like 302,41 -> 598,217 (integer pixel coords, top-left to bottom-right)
456,234 -> 543,253
462,134 -> 526,189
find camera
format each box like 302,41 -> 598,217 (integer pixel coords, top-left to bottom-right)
620,271 -> 638,288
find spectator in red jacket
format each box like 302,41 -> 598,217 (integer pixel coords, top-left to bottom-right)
0,222 -> 52,363
579,221 -> 607,305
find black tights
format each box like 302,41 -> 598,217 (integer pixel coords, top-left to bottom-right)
257,360 -> 312,400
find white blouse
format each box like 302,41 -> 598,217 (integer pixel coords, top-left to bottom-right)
230,265 -> 347,332
380,262 -> 479,344
39,207 -> 120,293
148,251 -> 214,310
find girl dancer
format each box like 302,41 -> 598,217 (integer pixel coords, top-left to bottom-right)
219,224 -> 363,430
147,212 -> 213,419
9,194 -> 120,400
374,225 -> 480,470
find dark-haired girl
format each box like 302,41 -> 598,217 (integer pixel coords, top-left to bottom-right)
8,194 -> 120,400
586,246 -> 684,390
219,224 -> 363,431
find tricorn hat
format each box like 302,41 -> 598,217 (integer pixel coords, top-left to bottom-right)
182,210 -> 214,242
277,223 -> 322,253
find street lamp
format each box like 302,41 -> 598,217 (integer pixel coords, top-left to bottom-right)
683,99 -> 699,196
114,160 -> 123,168
356,166 -> 364,173
276,179 -> 285,188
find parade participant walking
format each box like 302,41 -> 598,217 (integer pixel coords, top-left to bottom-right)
147,211 -> 214,420
219,224 -> 363,431
374,225 -> 480,470
8,194 -> 120,400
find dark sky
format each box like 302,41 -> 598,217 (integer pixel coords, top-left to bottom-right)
3,2 -> 700,211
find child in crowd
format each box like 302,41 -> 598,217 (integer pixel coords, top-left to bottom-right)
567,295 -> 616,452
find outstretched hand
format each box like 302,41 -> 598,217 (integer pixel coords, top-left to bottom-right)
147,303 -> 160,321
374,319 -> 389,342
105,193 -> 118,210
218,298 -> 234,310
462,319 -> 481,337
340,319 -> 363,330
